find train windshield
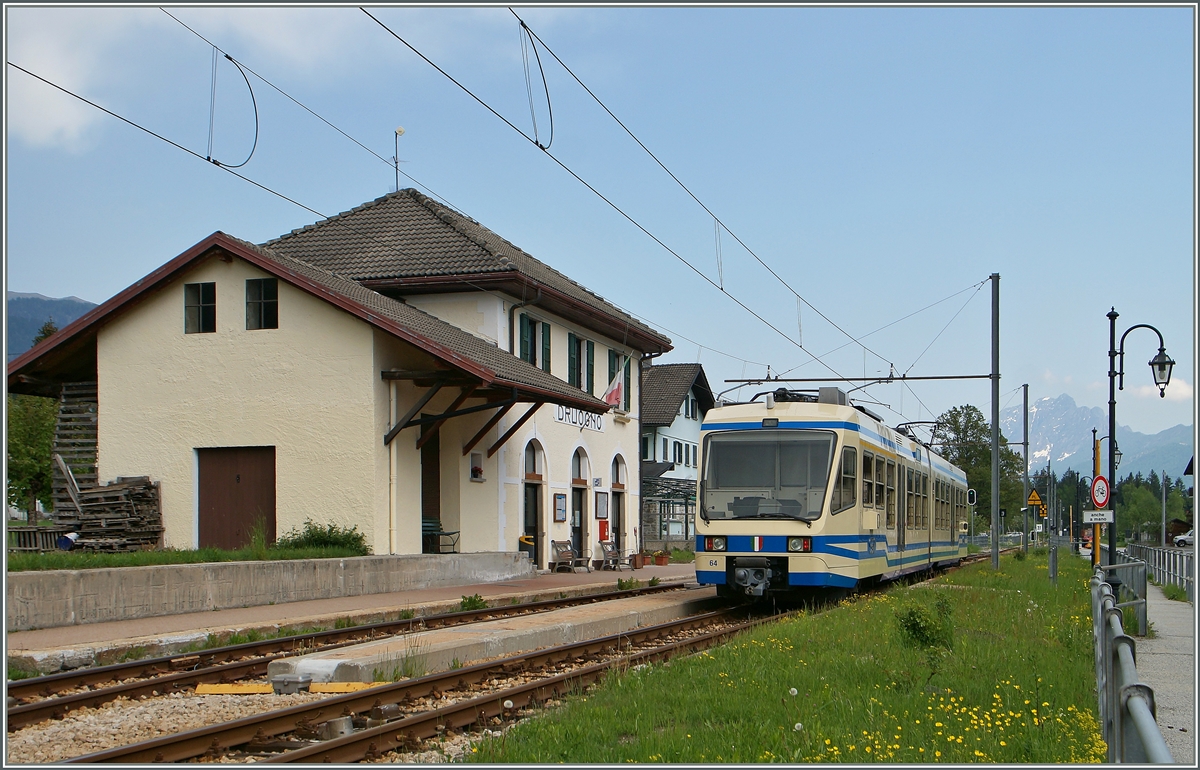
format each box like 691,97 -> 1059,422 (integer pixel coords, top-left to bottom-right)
701,430 -> 835,521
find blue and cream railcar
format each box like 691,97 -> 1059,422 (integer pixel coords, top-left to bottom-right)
695,388 -> 970,599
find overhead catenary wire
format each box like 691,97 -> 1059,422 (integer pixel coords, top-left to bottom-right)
7,60 -> 768,391
361,7 -> 857,389
509,7 -> 894,372
160,7 -> 462,214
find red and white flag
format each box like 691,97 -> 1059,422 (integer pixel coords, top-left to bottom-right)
602,354 -> 627,407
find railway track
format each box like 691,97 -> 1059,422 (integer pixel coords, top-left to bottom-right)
63,607 -> 758,764
5,581 -> 688,730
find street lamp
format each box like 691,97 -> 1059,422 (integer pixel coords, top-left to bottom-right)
1107,308 -> 1174,575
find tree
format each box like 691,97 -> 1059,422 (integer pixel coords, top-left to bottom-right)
932,404 -> 1025,531
5,320 -> 59,518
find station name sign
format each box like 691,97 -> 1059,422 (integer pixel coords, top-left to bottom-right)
554,405 -> 605,433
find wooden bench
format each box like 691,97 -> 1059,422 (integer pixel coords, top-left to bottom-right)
551,539 -> 590,573
599,540 -> 633,571
421,518 -> 460,554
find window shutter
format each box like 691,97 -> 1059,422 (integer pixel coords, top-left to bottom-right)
541,321 -> 551,373
623,357 -> 631,411
586,341 -> 594,394
519,314 -> 532,363
567,333 -> 578,387
608,350 -> 617,384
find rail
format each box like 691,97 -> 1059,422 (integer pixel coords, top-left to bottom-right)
1125,543 -> 1194,603
1090,571 -> 1173,763
1095,551 -> 1148,637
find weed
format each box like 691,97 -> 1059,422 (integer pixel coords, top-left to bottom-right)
669,548 -> 695,564
895,600 -> 954,651
247,517 -> 270,561
1162,583 -> 1189,602
7,659 -> 40,681
459,593 -> 488,611
450,657 -> 463,669
511,597 -> 522,605
648,576 -> 661,587
118,646 -> 149,663
334,617 -> 356,630
274,519 -> 371,555
398,609 -> 415,620
1013,549 -> 1026,561
617,577 -> 641,591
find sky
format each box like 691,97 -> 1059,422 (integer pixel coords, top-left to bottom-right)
4,4 -> 1196,440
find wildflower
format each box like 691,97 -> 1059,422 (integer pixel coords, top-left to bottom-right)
794,723 -> 803,732
789,687 -> 798,696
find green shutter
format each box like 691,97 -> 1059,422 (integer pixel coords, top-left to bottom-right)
608,350 -> 618,384
541,321 -> 551,373
567,333 -> 578,387
586,341 -> 595,395
519,314 -> 532,363
623,357 -> 631,411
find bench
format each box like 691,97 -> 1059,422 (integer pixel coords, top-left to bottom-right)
600,540 -> 633,571
551,539 -> 590,573
422,518 -> 460,554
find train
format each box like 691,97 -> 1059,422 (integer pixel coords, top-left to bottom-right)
694,387 -> 970,600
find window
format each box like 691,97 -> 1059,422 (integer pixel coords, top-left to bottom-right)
906,467 -> 916,527
519,314 -> 551,372
861,452 -> 874,509
245,278 -> 278,330
885,460 -> 897,528
673,441 -> 683,464
662,437 -> 668,461
831,446 -> 857,514
608,349 -> 631,411
567,334 -> 595,393
641,435 -> 650,461
875,456 -> 885,509
185,282 -> 216,334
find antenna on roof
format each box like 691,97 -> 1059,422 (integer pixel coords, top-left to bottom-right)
393,126 -> 405,192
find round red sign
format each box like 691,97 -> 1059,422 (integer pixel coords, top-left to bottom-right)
1091,476 -> 1110,509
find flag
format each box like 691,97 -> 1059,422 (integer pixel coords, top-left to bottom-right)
602,376 -> 623,407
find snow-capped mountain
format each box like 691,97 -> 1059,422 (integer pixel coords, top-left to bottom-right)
1000,394 -> 1193,482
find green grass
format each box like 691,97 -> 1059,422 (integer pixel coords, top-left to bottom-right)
1161,583 -> 1189,602
470,551 -> 1104,764
459,593 -> 488,611
670,548 -> 695,564
6,544 -> 368,572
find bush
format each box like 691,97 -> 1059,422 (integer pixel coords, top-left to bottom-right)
274,519 -> 370,555
459,593 -> 488,611
895,595 -> 954,650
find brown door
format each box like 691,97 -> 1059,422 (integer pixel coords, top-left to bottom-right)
198,446 -> 276,550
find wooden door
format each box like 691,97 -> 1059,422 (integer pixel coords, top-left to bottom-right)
523,483 -> 540,568
197,446 -> 276,550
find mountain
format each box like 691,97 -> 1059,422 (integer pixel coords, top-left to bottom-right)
1000,393 -> 1193,482
6,292 -> 97,363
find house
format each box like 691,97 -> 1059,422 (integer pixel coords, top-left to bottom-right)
7,190 -> 672,569
637,363 -> 714,551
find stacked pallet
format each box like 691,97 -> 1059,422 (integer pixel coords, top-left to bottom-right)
58,476 -> 164,552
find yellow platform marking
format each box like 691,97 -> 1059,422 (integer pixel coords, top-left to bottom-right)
195,682 -> 389,695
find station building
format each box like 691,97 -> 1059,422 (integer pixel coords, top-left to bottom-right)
7,190 -> 672,569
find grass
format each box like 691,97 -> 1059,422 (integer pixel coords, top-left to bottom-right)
669,548 -> 695,564
470,550 -> 1105,763
1161,583 -> 1189,602
6,544 -> 368,572
459,594 -> 488,611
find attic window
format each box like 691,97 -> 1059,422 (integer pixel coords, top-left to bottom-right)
246,278 -> 278,330
184,282 -> 216,334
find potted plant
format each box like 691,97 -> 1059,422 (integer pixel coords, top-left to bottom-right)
652,549 -> 670,567
631,552 -> 644,569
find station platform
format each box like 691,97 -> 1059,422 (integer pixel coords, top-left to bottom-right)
6,562 -> 699,674
1135,578 -> 1195,764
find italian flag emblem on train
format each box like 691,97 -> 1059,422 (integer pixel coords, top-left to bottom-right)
752,536 -> 764,552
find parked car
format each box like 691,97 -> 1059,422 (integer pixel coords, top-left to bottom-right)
1174,529 -> 1194,547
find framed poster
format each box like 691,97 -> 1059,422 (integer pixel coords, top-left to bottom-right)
595,491 -> 609,520
554,493 -> 567,522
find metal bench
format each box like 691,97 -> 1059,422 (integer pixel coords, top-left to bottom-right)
551,539 -> 590,573
599,540 -> 633,571
421,518 -> 460,554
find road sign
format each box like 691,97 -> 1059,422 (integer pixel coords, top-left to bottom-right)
1091,476 -> 1110,510
1027,490 -> 1043,508
1039,504 -> 1048,518
1083,510 -> 1114,524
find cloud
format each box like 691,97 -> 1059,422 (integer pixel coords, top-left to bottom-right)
1133,377 -> 1193,403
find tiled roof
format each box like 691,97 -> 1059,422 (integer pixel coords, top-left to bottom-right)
639,363 -> 714,427
640,460 -> 675,479
262,189 -> 669,350
226,236 -> 611,410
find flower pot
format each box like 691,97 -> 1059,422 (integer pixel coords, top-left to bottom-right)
654,554 -> 670,566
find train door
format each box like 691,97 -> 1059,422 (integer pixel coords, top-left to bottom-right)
886,459 -> 899,551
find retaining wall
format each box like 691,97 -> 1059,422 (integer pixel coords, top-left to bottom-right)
6,553 -> 533,632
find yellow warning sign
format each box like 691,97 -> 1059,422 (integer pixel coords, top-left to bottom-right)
1027,490 -> 1043,507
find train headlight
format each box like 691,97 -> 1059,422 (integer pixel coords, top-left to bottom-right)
788,536 -> 812,553
706,536 -> 726,552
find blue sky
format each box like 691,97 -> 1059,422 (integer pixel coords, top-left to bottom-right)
4,5 -> 1195,438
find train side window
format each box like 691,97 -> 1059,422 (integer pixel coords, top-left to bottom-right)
861,452 -> 874,509
922,473 -> 930,528
875,457 -> 885,508
885,460 -> 896,528
905,467 -> 915,527
831,446 -> 857,514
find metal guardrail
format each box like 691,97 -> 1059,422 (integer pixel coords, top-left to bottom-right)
1126,543 -> 1194,603
1091,570 -> 1173,763
1096,553 -> 1148,637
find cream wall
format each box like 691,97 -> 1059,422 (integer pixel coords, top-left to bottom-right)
405,294 -> 499,346
97,257 -> 378,549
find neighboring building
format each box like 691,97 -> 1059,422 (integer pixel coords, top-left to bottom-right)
7,190 -> 672,569
638,363 -> 714,551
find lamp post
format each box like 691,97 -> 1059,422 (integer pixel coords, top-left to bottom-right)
1106,308 -> 1174,577
393,126 -> 405,192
